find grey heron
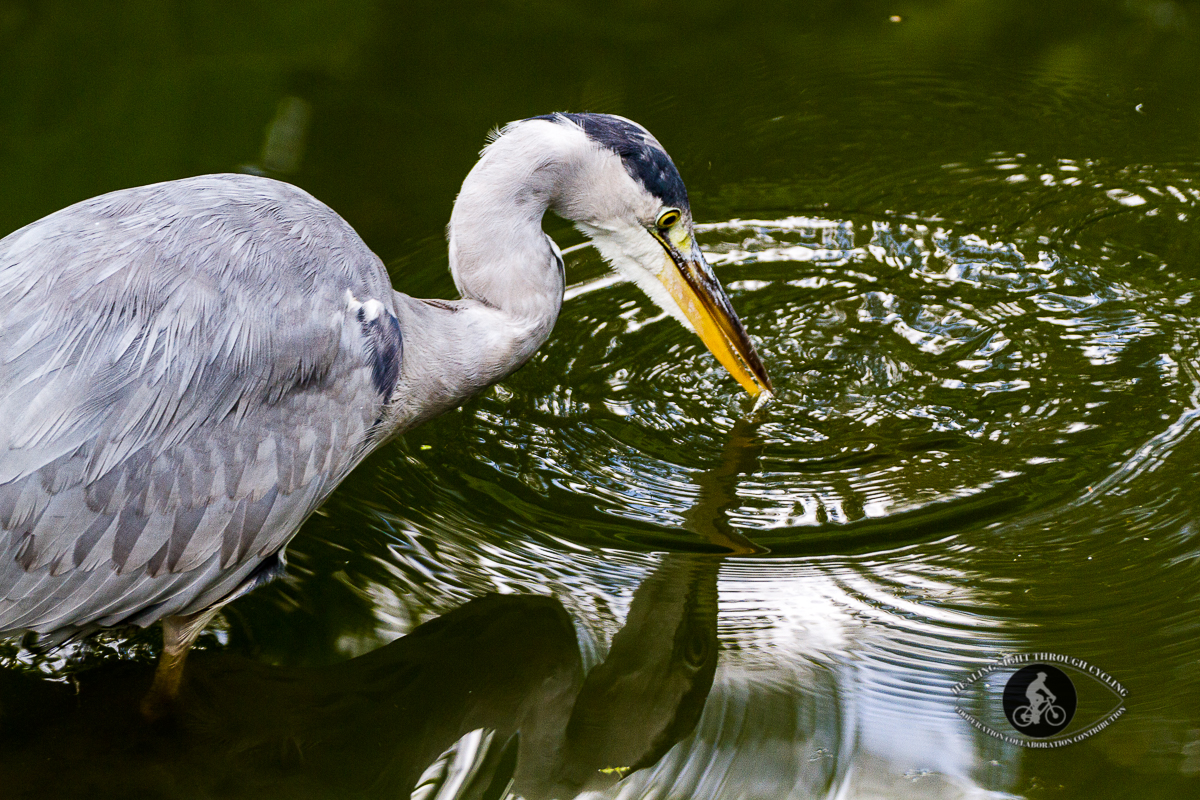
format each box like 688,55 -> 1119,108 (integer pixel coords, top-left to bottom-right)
0,112 -> 771,715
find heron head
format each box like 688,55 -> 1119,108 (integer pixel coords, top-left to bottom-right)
530,113 -> 773,398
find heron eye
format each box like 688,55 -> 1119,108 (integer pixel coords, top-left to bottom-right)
656,209 -> 681,229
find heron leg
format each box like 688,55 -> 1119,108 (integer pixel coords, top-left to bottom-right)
140,606 -> 220,721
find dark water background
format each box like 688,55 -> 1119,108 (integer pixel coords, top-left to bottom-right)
2,1 -> 1200,797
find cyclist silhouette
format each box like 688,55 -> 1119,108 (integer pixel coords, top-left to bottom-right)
1024,671 -> 1056,724
1012,670 -> 1066,729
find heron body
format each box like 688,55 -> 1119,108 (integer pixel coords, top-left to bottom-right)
0,175 -> 402,635
0,113 -> 770,706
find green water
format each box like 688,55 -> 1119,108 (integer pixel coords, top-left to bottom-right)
2,0 -> 1200,797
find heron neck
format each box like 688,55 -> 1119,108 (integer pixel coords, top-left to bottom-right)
446,123 -> 575,324
382,131 -> 586,433
385,292 -> 556,433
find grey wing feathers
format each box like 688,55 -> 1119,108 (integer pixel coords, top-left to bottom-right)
0,174 -> 400,634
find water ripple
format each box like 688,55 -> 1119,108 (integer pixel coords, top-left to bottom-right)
425,190 -> 1198,554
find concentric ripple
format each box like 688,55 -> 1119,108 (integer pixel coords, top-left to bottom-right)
398,164 -> 1200,555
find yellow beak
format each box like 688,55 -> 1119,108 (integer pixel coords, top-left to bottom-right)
653,230 -> 773,397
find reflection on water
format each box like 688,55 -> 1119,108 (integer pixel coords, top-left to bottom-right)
358,152 -> 1199,795
0,428 -> 733,799
4,151 -> 1200,797
4,1 -> 1200,796
2,151 -> 1200,799
0,556 -> 716,800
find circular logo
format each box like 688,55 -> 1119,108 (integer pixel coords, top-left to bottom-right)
1003,663 -> 1076,737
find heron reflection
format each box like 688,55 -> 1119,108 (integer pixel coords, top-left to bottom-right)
0,423 -> 769,798
0,557 -> 718,800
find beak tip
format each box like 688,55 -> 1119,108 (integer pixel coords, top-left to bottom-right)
748,391 -> 777,417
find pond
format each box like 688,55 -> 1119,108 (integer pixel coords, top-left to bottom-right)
1,1 -> 1198,797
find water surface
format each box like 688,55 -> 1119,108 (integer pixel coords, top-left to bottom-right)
1,1 -> 1199,797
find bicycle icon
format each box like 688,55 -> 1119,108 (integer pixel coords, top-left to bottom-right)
1012,701 -> 1067,728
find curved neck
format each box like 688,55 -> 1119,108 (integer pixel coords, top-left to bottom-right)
447,120 -> 585,320
383,122 -> 596,433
